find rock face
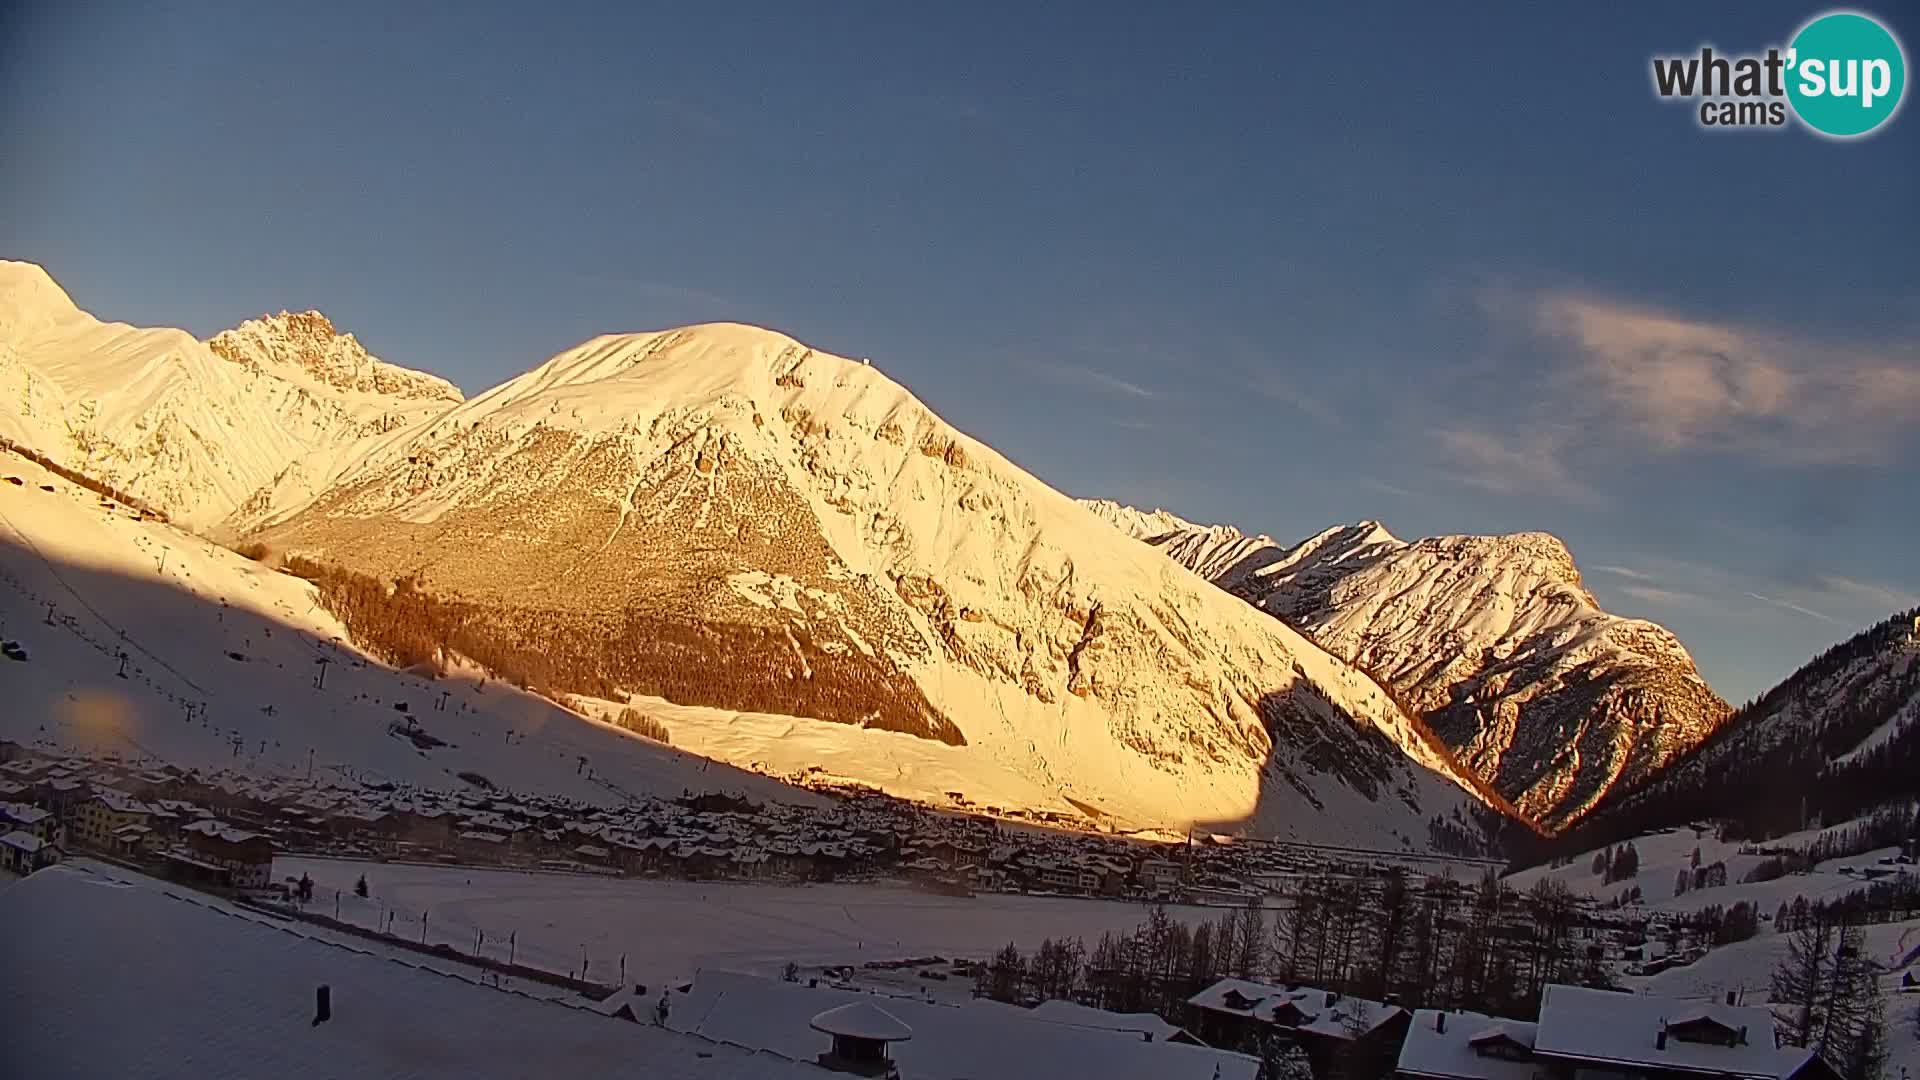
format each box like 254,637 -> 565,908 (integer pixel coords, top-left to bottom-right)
0,261 -> 459,530
0,262 -> 1505,848
208,310 -> 462,405
1082,500 -> 1730,830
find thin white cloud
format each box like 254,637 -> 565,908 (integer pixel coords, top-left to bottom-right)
1817,574 -> 1920,613
1516,290 -> 1920,465
1361,476 -> 1417,500
1586,549 -> 1912,629
1745,591 -> 1844,625
1619,583 -> 1710,609
1434,426 -> 1606,507
1036,361 -> 1158,400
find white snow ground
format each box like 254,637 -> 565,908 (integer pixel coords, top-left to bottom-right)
1506,824 -> 1920,1078
1505,822 -> 1916,919
279,854 -> 1217,996
0,452 -> 811,806
0,862 -> 815,1080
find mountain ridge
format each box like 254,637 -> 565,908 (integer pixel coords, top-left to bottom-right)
0,260 -> 461,530
1,263 -> 1505,849
1567,607 -> 1919,846
1081,497 -> 1730,830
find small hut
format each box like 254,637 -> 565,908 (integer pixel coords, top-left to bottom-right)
810,1001 -> 912,1077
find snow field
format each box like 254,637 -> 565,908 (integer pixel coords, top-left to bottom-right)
279,855 -> 1215,995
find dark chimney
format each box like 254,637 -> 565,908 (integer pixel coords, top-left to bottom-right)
313,984 -> 332,1027
1738,1026 -> 1747,1046
1656,1029 -> 1668,1051
1325,992 -> 1338,1007
1436,1012 -> 1447,1034
1725,990 -> 1737,1006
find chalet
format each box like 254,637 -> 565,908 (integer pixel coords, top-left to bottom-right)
0,801 -> 62,846
111,822 -> 164,857
1187,978 -> 1409,1080
1032,860 -> 1082,893
1025,999 -> 1209,1045
0,830 -> 59,874
38,775 -> 91,819
456,829 -> 510,862
1530,984 -> 1833,1080
1397,1010 -> 1543,1080
1138,857 -> 1182,895
327,806 -> 391,842
673,969 -> 1260,1080
391,805 -> 454,848
73,789 -> 151,849
182,819 -> 274,890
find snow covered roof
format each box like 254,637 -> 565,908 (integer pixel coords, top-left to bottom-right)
91,789 -> 149,814
676,969 -> 1259,1080
0,866 -> 813,1079
810,1001 -> 913,1041
1468,1022 -> 1536,1050
0,830 -> 46,853
1187,978 -> 1402,1039
0,801 -> 51,825
1021,999 -> 1194,1043
1397,1011 -> 1540,1080
1533,985 -> 1812,1079
181,819 -> 264,845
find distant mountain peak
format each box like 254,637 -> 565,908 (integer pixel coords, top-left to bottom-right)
0,259 -> 84,337
1081,498 -> 1728,829
208,310 -> 462,404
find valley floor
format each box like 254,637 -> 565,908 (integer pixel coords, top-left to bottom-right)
277,855 -> 1213,998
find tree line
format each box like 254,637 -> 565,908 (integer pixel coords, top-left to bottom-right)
281,556 -> 963,745
971,869 -> 1611,1047
1540,609 -> 1920,861
1770,918 -> 1890,1080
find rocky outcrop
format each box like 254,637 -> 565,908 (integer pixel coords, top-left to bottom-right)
1085,500 -> 1730,830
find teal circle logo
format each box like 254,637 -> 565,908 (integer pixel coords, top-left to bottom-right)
1786,11 -> 1907,137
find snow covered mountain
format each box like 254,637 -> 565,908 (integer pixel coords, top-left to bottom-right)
0,451 -> 806,808
0,261 -> 459,530
0,263 -> 1503,848
1081,500 -> 1729,830
1581,608 -> 1920,841
242,323 -> 1501,845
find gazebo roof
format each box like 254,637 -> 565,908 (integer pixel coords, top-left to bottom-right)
810,1002 -> 913,1043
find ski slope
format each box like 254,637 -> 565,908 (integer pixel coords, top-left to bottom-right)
0,452 -> 809,806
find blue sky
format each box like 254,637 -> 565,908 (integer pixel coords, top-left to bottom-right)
3,3 -> 1916,703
